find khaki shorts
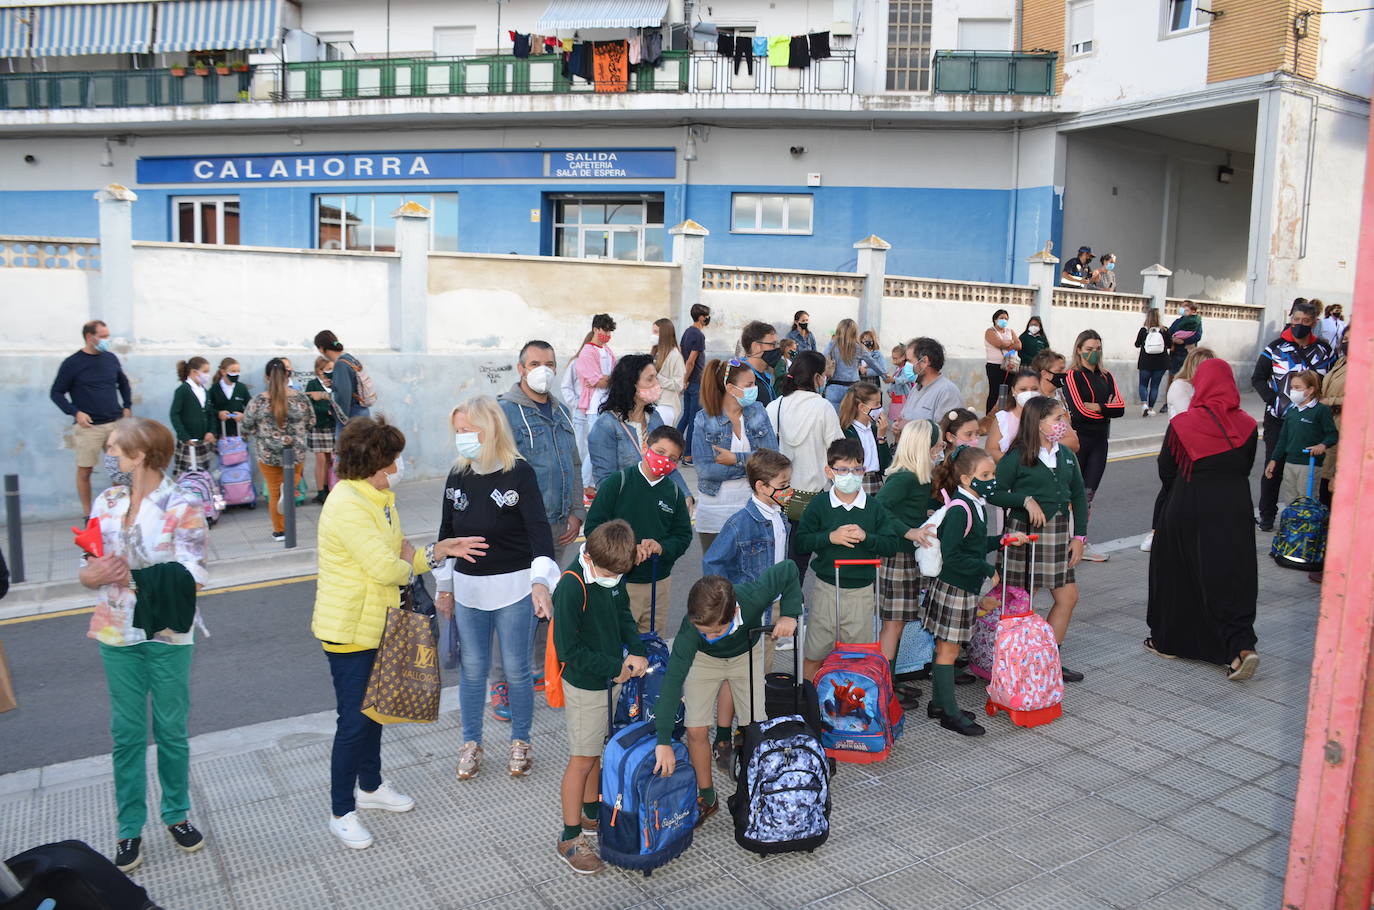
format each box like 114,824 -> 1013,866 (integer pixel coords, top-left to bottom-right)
563,680 -> 616,758
68,422 -> 116,469
683,646 -> 767,728
626,578 -> 671,635
805,579 -> 877,662
1279,462 -> 1312,506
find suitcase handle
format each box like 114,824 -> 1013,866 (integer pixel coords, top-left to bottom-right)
1302,449 -> 1319,499
833,558 -> 881,566
648,552 -> 659,635
745,620 -> 802,726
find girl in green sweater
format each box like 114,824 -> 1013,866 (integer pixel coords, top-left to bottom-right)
876,420 -> 941,662
839,381 -> 891,496
169,356 -> 216,476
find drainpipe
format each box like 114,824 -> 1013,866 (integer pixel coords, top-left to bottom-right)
1005,121 -> 1021,283
1298,91 -> 1318,259
678,123 -> 691,229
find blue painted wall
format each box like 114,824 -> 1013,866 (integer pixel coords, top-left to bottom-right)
0,182 -> 1058,282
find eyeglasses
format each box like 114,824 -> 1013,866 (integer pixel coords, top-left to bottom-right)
830,466 -> 864,476
649,449 -> 681,465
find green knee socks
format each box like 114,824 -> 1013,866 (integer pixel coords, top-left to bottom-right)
932,663 -> 960,717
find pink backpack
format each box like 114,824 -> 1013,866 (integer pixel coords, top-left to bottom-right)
966,584 -> 1029,681
985,595 -> 1063,727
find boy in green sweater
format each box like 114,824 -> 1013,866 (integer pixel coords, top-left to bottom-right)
796,438 -> 923,679
650,562 -> 802,824
552,519 -> 648,876
583,426 -> 693,634
1264,370 -> 1339,506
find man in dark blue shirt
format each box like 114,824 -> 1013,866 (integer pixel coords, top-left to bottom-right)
49,320 -> 132,516
677,304 -> 710,461
1061,246 -> 1093,287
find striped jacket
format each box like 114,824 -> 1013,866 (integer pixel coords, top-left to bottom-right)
1250,332 -> 1337,420
1064,368 -> 1126,434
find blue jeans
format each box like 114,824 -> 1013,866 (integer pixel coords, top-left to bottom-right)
678,382 -> 701,454
1138,369 -> 1166,408
824,382 -> 848,410
454,595 -> 537,743
326,648 -> 383,817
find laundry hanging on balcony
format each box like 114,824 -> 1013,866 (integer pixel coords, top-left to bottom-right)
593,40 -> 627,92
535,0 -> 668,31
154,0 -> 282,53
22,2 -> 153,57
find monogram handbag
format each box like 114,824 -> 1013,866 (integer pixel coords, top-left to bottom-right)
360,581 -> 442,724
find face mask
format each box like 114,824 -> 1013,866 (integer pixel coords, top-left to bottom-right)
1051,371 -> 1068,388
969,477 -> 997,498
702,316 -> 711,326
525,364 -> 555,395
95,338 -> 111,353
868,407 -> 885,423
594,331 -> 612,345
1290,323 -> 1313,340
1027,325 -> 1041,335
899,362 -> 917,383
385,456 -> 405,489
1045,421 -> 1069,445
832,472 -> 863,495
226,372 -> 239,383
103,453 -> 131,486
1015,390 -> 1039,407
862,340 -> 875,350
734,385 -> 759,406
762,349 -> 782,366
197,372 -> 212,388
931,449 -> 946,466
454,432 -> 482,460
637,384 -> 662,405
644,448 -> 676,478
995,318 -> 1009,329
1178,307 -> 1187,317
590,567 -> 621,588
701,607 -> 743,644
1084,350 -> 1102,366
1105,262 -> 1116,271
650,333 -> 660,345
1288,388 -> 1309,405
797,322 -> 809,331
767,484 -> 793,507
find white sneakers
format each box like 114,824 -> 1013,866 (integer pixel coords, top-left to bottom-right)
330,781 -> 415,850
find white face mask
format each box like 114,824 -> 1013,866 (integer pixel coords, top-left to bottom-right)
1027,325 -> 1041,336
868,407 -> 885,423
1015,389 -> 1039,407
454,432 -> 482,459
1288,388 -> 1309,405
581,548 -> 621,587
196,371 -> 211,388
385,456 -> 405,489
525,364 -> 555,395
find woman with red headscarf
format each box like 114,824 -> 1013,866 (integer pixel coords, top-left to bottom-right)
1145,359 -> 1260,680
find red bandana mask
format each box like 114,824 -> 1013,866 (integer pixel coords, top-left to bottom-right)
644,449 -> 676,478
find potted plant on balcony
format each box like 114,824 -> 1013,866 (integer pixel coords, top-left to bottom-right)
193,58 -> 210,76
215,61 -> 231,75
170,61 -> 188,77
231,60 -> 250,73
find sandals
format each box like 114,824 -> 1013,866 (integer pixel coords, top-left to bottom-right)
1143,638 -> 1177,660
1227,652 -> 1260,681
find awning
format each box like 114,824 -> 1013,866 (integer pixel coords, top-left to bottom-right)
26,3 -> 152,56
154,0 -> 280,52
535,0 -> 668,31
0,6 -> 30,56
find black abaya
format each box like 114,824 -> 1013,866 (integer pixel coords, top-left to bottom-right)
1147,426 -> 1259,664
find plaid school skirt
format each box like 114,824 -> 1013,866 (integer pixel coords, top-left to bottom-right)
307,427 -> 335,453
174,439 -> 212,475
1003,511 -> 1076,591
918,578 -> 980,643
879,549 -> 924,621
862,471 -> 885,497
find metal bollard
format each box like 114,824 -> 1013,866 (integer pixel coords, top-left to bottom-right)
4,475 -> 23,584
281,448 -> 296,549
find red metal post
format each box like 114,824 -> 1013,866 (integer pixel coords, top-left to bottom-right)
1282,92 -> 1374,910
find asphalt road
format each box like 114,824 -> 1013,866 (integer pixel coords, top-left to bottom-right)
0,451 -> 1265,774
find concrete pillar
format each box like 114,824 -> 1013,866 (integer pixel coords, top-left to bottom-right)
1025,244 -> 1060,343
670,219 -> 709,330
853,234 -> 891,339
1140,263 -> 1172,312
391,200 -> 431,353
93,183 -> 137,339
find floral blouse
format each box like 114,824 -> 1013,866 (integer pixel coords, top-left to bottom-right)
240,390 -> 315,467
87,478 -> 209,647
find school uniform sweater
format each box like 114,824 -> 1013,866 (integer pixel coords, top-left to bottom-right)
795,488 -> 907,588
583,465 -> 693,585
208,380 -> 251,436
875,470 -> 936,530
551,560 -> 647,692
844,423 -> 892,473
936,490 -> 997,594
1272,401 -> 1339,467
988,445 -> 1089,536
169,382 -> 214,442
654,562 -> 803,745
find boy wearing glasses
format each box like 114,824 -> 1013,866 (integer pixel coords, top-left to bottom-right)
796,438 -> 918,679
583,425 -> 693,633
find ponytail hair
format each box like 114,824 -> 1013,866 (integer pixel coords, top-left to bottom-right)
939,407 -> 980,445
779,350 -> 826,397
212,357 -> 237,384
933,444 -> 993,498
313,329 -> 344,353
265,357 -> 290,426
700,358 -> 751,417
176,356 -> 208,382
838,381 -> 880,431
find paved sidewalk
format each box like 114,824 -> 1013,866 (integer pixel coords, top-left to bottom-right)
0,407 -> 1193,617
0,540 -> 1310,909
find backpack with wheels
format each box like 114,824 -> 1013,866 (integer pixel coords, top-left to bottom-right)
1,840 -> 161,910
598,690 -> 697,876
1270,454 -> 1329,571
813,560 -> 904,764
612,555 -> 685,738
218,462 -> 256,509
967,579 -> 1031,681
174,445 -> 222,526
985,534 -> 1063,728
1144,327 -> 1166,355
732,621 -> 831,855
216,419 -> 248,467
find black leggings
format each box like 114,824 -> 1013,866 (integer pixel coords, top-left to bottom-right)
985,363 -> 1008,413
1077,428 -> 1110,497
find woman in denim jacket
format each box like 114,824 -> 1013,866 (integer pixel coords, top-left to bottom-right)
587,353 -> 692,500
691,358 -> 779,553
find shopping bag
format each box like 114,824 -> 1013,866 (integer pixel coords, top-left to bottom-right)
360,585 -> 441,724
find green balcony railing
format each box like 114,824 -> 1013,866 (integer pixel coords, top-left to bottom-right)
932,51 -> 1057,95
0,67 -> 251,110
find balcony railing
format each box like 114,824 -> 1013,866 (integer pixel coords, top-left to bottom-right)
0,67 -> 250,110
932,51 -> 1057,95
688,52 -> 854,94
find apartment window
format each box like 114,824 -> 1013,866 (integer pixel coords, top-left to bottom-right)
731,194 -> 813,235
957,18 -> 1012,51
434,26 -> 475,58
316,31 -> 355,61
1068,0 -> 1094,56
551,194 -> 666,262
315,194 -> 459,252
1167,0 -> 1203,32
173,197 -> 239,245
886,0 -> 933,91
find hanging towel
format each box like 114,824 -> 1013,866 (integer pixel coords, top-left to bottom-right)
628,34 -> 641,64
643,30 -> 662,66
768,34 -> 791,66
512,32 -> 532,58
594,40 -> 629,92
808,31 -> 831,59
561,37 -> 574,52
570,42 -> 594,81
752,35 -> 769,56
788,35 -> 810,68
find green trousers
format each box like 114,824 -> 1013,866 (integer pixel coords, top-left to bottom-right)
99,641 -> 194,839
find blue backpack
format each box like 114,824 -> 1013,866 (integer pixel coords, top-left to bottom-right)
1271,455 -> 1328,571
598,718 -> 697,874
613,555 -> 685,738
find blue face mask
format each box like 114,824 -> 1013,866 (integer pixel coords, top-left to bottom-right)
454,432 -> 482,460
1178,307 -> 1187,317
734,385 -> 759,406
701,607 -> 742,643
995,318 -> 1009,329
95,338 -> 112,353
899,362 -> 917,383
1105,262 -> 1116,271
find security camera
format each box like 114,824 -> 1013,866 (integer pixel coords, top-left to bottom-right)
789,146 -> 805,157
23,154 -> 36,164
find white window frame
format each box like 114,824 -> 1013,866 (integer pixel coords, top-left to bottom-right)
1067,0 -> 1095,58
1162,0 -> 1208,36
171,196 -> 239,245
549,194 -> 666,263
730,194 -> 814,235
313,193 -> 458,252
315,30 -> 355,61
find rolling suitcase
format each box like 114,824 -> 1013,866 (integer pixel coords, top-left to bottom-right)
1,840 -> 161,910
812,559 -> 904,764
985,534 -> 1063,728
174,444 -> 222,527
1270,453 -> 1329,571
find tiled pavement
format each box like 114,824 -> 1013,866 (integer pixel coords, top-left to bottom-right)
0,540 -> 1310,909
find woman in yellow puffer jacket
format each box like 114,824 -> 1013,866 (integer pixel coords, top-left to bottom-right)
312,416 -> 483,851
